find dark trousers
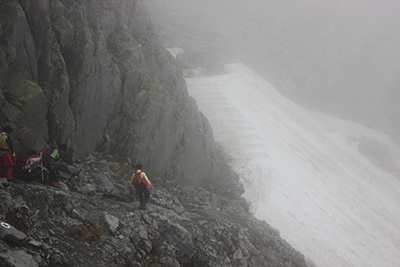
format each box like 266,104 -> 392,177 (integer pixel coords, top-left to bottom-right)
137,182 -> 150,207
45,164 -> 59,183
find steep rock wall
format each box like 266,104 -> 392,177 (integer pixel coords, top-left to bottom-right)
0,0 -> 228,186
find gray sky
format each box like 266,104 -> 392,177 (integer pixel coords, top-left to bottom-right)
146,0 -> 400,145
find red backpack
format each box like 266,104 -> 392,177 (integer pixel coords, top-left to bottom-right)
132,172 -> 143,187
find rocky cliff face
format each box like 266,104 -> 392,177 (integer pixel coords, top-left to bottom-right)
0,0 -> 226,187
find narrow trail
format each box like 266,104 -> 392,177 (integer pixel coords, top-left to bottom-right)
186,63 -> 400,267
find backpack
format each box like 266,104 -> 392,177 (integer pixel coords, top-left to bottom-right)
17,154 -> 31,173
41,143 -> 60,165
0,133 -> 9,151
132,172 -> 143,187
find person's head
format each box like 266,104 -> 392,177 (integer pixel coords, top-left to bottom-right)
136,163 -> 143,170
2,126 -> 13,134
28,150 -> 37,157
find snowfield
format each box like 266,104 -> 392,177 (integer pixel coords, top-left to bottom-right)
186,63 -> 400,267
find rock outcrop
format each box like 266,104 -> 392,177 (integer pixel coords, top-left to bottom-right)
0,0 -> 226,187
0,153 -> 308,267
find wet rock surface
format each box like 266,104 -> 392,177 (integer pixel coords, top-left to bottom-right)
0,153 -> 308,267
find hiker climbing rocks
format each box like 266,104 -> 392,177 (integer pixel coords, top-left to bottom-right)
0,126 -> 16,181
130,163 -> 152,210
41,142 -> 61,187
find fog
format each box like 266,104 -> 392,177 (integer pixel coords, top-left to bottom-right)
186,63 -> 400,267
145,0 -> 400,146
144,1 -> 400,266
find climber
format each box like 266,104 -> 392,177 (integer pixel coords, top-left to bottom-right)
17,150 -> 42,182
41,141 -> 61,188
129,163 -> 153,210
0,126 -> 16,181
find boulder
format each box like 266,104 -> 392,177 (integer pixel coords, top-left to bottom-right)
104,213 -> 120,233
0,221 -> 27,244
0,250 -> 38,267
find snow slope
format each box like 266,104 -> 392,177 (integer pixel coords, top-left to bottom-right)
186,63 -> 400,267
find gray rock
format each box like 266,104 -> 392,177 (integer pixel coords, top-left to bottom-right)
0,221 -> 27,243
66,165 -> 81,176
27,239 -> 42,248
160,220 -> 194,263
0,250 -> 38,267
70,209 -> 85,221
58,171 -> 73,180
77,183 -> 97,195
78,172 -> 90,184
92,171 -> 117,191
138,226 -> 149,240
104,213 -> 119,233
58,181 -> 70,191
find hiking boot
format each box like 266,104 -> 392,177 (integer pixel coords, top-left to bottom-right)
53,181 -> 61,188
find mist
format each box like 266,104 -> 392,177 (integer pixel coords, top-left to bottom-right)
144,1 -> 400,266
185,63 -> 400,267
145,0 -> 400,147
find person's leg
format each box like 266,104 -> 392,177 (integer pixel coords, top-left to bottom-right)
141,189 -> 150,207
1,152 -> 14,180
5,166 -> 13,180
47,164 -> 60,187
137,188 -> 144,204
137,183 -> 148,209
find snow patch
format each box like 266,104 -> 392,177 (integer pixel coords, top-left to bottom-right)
186,63 -> 400,267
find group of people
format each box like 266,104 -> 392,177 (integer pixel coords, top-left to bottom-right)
1,125 -> 153,209
0,126 -> 61,187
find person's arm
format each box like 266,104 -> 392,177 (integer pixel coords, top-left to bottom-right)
129,172 -> 135,187
30,157 -> 41,163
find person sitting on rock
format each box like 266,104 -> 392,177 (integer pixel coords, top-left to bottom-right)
0,126 -> 16,181
18,150 -> 42,182
129,163 -> 152,210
